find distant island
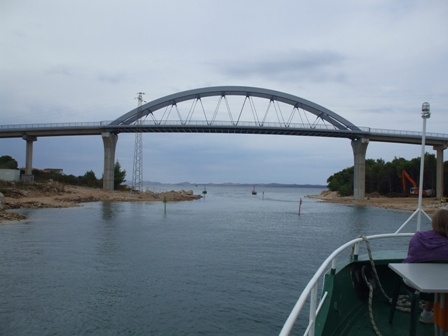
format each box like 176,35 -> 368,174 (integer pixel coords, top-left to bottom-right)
143,181 -> 327,188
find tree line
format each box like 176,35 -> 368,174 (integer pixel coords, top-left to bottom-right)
2,153 -> 447,196
0,155 -> 126,190
327,153 -> 448,197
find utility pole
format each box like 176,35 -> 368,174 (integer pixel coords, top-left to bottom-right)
132,92 -> 145,192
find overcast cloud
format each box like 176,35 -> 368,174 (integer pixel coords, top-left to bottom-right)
1,0 -> 447,185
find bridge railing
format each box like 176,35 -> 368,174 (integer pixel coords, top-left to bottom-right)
135,119 -> 342,129
0,121 -> 110,129
0,120 -> 343,130
360,126 -> 448,140
1,121 -> 448,140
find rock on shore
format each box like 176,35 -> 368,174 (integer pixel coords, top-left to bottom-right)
0,181 -> 202,222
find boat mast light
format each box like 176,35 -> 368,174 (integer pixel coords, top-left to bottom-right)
422,102 -> 430,118
417,102 -> 430,230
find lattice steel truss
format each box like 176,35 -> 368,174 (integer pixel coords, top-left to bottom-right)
132,92 -> 145,192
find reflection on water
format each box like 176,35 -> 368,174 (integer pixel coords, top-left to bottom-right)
0,186 -> 416,336
101,201 -> 117,221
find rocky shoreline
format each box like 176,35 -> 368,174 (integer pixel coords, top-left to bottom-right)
309,190 -> 446,214
0,181 -> 202,223
1,183 -> 446,223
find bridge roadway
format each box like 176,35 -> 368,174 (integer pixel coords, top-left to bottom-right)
2,86 -> 448,200
2,120 -> 448,200
2,121 -> 448,145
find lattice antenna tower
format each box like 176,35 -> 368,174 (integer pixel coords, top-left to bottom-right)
132,92 -> 145,192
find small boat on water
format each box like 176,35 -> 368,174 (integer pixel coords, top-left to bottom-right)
279,207 -> 445,336
252,186 -> 257,195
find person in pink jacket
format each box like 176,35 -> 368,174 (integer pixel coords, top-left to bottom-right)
404,208 -> 448,323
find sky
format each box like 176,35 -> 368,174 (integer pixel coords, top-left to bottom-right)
1,0 -> 448,185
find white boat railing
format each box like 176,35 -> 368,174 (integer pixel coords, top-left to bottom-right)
279,232 -> 414,336
395,207 -> 432,233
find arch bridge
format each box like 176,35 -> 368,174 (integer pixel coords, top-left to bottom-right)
3,86 -> 448,200
106,86 -> 447,199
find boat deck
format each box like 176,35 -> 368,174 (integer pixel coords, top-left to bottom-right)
288,247 -> 442,336
344,298 -> 434,336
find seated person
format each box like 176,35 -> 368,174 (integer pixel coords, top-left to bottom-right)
404,208 -> 448,323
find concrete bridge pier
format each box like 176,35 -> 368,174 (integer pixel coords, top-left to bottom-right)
351,138 -> 369,201
22,135 -> 37,182
102,132 -> 118,191
434,145 -> 447,199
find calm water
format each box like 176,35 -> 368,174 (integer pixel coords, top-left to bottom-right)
0,185 -> 426,335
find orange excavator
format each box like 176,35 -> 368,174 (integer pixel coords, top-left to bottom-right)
401,170 -> 434,197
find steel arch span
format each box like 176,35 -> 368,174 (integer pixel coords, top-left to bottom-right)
110,86 -> 361,132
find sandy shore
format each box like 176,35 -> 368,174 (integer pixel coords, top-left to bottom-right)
310,190 -> 446,214
0,182 -> 201,222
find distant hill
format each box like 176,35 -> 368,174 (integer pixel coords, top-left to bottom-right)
143,181 -> 326,188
